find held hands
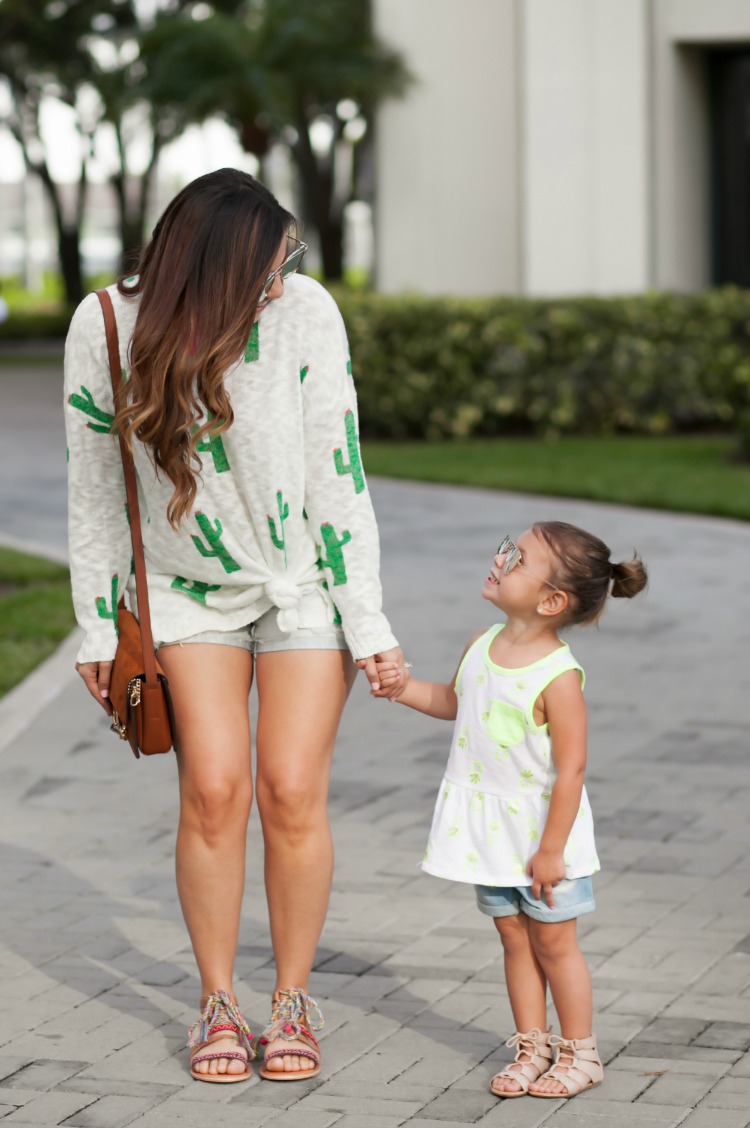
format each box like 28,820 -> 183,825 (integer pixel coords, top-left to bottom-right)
356,647 -> 411,701
526,848 -> 565,908
75,660 -> 114,716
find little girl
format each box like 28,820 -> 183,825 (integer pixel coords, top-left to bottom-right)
373,521 -> 647,1100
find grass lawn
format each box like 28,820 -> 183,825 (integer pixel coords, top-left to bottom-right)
0,547 -> 76,698
362,435 -> 750,522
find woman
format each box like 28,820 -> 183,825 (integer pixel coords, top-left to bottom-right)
65,169 -> 404,1083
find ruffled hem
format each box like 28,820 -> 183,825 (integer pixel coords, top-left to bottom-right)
420,857 -> 601,886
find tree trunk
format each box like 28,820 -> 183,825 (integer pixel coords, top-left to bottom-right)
292,111 -> 344,281
58,228 -> 85,308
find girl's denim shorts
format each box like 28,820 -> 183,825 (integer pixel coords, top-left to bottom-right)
156,590 -> 347,656
475,876 -> 595,924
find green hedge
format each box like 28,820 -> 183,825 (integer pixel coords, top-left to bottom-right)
335,288 -> 750,438
4,288 -> 750,438
0,310 -> 73,340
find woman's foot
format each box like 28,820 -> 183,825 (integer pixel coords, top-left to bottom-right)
258,987 -> 323,1081
529,1034 -> 603,1098
188,990 -> 254,1083
490,1028 -> 553,1097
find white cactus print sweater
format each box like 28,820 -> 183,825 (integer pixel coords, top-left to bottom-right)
64,275 -> 398,664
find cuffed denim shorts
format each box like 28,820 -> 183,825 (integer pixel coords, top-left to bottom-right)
156,590 -> 347,656
475,876 -> 596,924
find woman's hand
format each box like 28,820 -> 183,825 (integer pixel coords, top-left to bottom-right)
357,647 -> 410,701
526,848 -> 565,908
75,660 -> 114,715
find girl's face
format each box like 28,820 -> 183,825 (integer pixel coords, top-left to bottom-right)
482,528 -> 559,616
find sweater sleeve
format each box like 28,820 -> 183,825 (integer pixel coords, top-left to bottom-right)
64,292 -> 132,664
301,290 -> 398,660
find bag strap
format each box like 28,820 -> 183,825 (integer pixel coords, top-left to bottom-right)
95,288 -> 159,686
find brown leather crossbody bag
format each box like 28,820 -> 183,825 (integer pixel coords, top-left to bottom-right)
95,288 -> 177,758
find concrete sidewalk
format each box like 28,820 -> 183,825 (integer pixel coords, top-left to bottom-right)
1,470 -> 750,1127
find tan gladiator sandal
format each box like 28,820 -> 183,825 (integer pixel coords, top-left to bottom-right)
490,1027 -> 553,1098
529,1033 -> 603,1098
188,990 -> 254,1083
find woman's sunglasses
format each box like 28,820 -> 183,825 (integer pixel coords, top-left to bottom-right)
496,534 -> 560,590
259,238 -> 308,304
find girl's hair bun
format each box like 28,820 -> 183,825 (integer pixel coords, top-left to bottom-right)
611,556 -> 648,599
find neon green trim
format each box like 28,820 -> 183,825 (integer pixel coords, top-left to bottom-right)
454,625 -> 500,692
483,624 -> 571,676
524,659 -> 585,731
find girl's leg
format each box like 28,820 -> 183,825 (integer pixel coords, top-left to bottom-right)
491,914 -> 549,1094
254,648 -> 357,1075
526,917 -> 593,1095
158,643 -> 254,1077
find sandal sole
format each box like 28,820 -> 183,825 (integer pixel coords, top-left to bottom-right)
190,1068 -> 253,1083
259,1065 -> 321,1082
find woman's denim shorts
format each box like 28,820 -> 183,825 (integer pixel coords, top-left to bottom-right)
475,876 -> 596,924
156,590 -> 347,656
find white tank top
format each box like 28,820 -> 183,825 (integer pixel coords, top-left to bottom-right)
421,624 -> 600,886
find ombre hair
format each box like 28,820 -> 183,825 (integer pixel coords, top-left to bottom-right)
115,169 -> 296,527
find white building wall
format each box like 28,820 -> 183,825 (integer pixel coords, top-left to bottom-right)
522,0 -> 650,296
373,0 -> 520,296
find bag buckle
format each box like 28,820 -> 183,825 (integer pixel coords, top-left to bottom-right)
110,709 -> 128,740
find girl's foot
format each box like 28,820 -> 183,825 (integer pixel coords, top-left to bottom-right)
529,1034 -> 603,1098
258,987 -> 323,1081
188,990 -> 254,1083
490,1028 -> 553,1098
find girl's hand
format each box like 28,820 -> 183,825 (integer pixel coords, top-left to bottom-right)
526,849 -> 565,908
75,660 -> 114,716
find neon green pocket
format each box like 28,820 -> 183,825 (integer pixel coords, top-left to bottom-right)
486,700 -> 527,748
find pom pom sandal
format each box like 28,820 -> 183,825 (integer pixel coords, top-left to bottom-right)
529,1034 -> 603,1098
490,1027 -> 553,1098
187,990 -> 254,1083
257,987 -> 323,1081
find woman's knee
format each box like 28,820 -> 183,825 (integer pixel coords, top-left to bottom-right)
181,773 -> 252,843
255,773 -> 325,841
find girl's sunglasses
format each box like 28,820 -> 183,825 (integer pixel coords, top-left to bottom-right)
259,238 -> 308,304
496,534 -> 560,590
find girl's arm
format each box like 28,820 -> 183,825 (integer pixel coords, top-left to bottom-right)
374,628 -> 487,720
526,669 -> 587,906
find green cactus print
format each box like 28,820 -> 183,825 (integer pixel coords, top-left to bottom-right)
519,769 -> 534,790
469,760 -> 484,785
68,386 -> 115,434
447,816 -> 463,838
528,816 -> 540,843
193,414 -> 230,474
314,558 -> 343,625
244,322 -> 259,362
346,354 -> 352,376
318,522 -> 351,586
457,725 -> 470,750
95,574 -> 119,635
507,799 -> 521,816
191,512 -> 241,574
171,576 -> 221,604
300,365 -> 309,383
267,490 -> 289,565
333,409 -> 365,494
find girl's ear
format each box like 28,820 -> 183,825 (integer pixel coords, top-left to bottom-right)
537,588 -> 568,619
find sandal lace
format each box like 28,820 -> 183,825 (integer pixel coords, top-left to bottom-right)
188,989 -> 254,1056
262,986 -> 324,1044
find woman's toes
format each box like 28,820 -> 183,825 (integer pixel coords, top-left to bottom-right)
227,1058 -> 246,1074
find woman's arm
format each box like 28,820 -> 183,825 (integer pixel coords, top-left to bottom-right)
526,669 -> 587,906
65,293 -> 132,684
300,285 -> 398,661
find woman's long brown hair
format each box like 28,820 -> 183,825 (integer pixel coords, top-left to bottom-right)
115,169 -> 296,527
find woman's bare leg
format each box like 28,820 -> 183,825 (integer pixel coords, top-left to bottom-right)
255,648 -> 357,1074
158,643 -> 254,1077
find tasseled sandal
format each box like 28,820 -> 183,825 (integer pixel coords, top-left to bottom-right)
188,989 -> 255,1083
257,986 -> 323,1081
529,1033 -> 603,1098
490,1027 -> 553,1098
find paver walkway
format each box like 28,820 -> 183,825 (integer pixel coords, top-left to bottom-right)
1,358 -> 749,1127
